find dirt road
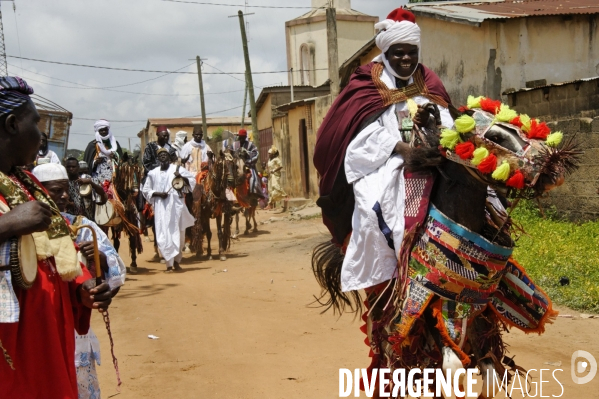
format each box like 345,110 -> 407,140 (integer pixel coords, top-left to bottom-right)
95,210 -> 598,398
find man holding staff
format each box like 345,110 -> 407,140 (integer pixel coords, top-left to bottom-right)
0,76 -> 112,398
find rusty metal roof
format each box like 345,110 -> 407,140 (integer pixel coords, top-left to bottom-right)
408,0 -> 599,25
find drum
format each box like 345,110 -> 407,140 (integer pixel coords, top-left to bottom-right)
172,176 -> 186,191
95,200 -> 122,227
80,184 -> 92,197
10,235 -> 38,289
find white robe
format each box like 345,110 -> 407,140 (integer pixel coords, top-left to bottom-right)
341,66 -> 453,292
142,164 -> 196,263
180,140 -> 212,173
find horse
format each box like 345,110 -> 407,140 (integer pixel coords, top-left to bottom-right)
112,154 -> 144,267
189,151 -> 236,261
311,103 -> 580,398
231,152 -> 259,236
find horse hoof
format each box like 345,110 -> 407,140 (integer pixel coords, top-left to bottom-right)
244,230 -> 249,235
220,256 -> 227,261
208,256 -> 213,260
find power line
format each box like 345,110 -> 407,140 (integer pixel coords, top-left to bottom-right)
7,55 -> 320,75
11,63 -> 247,96
160,0 -> 314,9
72,104 -> 245,123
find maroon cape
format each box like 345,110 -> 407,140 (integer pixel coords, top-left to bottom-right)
313,62 -> 451,244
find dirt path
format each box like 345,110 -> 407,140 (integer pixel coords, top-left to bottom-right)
95,210 -> 598,398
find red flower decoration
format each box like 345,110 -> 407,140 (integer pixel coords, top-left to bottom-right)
480,98 -> 502,114
458,105 -> 469,113
527,120 -> 550,140
477,153 -> 497,174
455,141 -> 475,160
510,116 -> 523,128
506,170 -> 526,189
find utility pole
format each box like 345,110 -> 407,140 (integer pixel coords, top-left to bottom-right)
0,3 -> 9,76
195,56 -> 208,135
326,7 -> 340,100
290,68 -> 295,102
237,10 -> 259,152
240,81 -> 248,129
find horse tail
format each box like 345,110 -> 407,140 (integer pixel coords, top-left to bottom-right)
311,241 -> 362,316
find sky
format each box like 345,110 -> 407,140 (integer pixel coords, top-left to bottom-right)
2,0 -> 405,150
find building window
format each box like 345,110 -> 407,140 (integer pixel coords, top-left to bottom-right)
299,43 -> 314,86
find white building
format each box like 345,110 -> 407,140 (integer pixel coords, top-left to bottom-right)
285,0 -> 378,87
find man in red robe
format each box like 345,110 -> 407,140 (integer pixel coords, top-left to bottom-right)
0,77 -> 113,399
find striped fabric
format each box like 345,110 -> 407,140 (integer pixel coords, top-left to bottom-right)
0,76 -> 34,116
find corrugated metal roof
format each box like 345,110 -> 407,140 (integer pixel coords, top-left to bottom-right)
408,0 -> 599,25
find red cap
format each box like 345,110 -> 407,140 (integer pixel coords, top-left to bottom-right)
386,8 -> 416,23
238,129 -> 247,137
156,125 -> 168,134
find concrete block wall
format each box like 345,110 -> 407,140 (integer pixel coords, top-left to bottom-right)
506,78 -> 599,120
540,116 -> 599,221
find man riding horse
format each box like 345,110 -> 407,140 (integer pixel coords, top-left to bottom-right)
312,8 -> 579,397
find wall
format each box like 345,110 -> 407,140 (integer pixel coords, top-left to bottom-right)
38,110 -> 71,160
257,93 -> 273,130
286,15 -> 376,87
506,78 -> 599,119
540,116 -> 599,221
417,15 -> 599,106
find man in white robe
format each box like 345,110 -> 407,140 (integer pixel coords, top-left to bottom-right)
142,148 -> 196,272
180,126 -> 213,173
340,13 -> 454,293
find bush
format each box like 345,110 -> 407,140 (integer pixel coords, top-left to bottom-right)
511,201 -> 599,313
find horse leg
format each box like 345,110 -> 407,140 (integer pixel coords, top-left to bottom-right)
233,211 -> 240,238
244,208 -> 251,235
112,227 -> 121,253
252,206 -> 258,232
216,214 -> 227,261
204,215 -> 212,260
129,234 -> 138,270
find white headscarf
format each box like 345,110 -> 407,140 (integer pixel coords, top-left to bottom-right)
373,19 -> 421,80
94,119 -> 117,158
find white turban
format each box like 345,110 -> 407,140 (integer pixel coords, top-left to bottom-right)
32,163 -> 68,182
175,130 -> 187,140
373,20 -> 421,80
93,119 -> 117,158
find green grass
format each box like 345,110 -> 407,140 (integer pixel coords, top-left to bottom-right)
511,201 -> 599,313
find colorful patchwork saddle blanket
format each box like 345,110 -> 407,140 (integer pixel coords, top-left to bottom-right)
388,204 -> 557,365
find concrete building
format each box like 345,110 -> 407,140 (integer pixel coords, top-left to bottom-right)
286,0 -> 378,87
138,116 -> 250,155
405,0 -> 599,106
33,94 -> 73,161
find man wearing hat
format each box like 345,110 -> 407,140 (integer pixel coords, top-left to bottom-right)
312,7 -> 454,382
237,129 -> 263,199
32,163 -> 126,399
65,156 -> 108,220
172,130 -> 188,163
83,119 -> 124,188
142,148 -> 196,272
142,125 -> 177,177
0,76 -> 113,398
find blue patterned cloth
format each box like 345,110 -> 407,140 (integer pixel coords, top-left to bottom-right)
61,213 -> 126,290
0,240 -> 20,323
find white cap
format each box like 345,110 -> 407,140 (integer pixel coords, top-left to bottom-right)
32,163 -> 69,182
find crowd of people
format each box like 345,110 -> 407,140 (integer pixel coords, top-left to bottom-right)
0,72 -> 288,398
